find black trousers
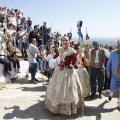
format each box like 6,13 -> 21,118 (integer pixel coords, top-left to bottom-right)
0,58 -> 12,73
85,66 -> 91,75
104,65 -> 111,89
90,67 -> 105,95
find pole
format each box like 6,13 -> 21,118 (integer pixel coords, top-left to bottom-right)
79,35 -> 84,117
86,26 -> 90,96
70,27 -> 72,32
77,20 -> 84,116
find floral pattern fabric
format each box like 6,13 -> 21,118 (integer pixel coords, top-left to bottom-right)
45,47 -> 82,115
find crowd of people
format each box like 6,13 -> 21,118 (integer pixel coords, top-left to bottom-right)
0,6 -> 120,116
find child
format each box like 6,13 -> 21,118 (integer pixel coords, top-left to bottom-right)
43,45 -> 60,82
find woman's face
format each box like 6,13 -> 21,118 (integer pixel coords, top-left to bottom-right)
85,47 -> 89,52
20,27 -> 23,31
61,37 -> 69,48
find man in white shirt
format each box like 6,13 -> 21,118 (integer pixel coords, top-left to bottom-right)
90,41 -> 110,99
28,38 -> 39,84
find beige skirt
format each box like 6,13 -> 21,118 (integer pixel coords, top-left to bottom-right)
45,66 -> 82,115
76,67 -> 90,97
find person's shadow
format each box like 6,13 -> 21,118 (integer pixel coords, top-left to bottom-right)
16,85 -> 47,92
84,100 -> 117,120
3,100 -> 117,120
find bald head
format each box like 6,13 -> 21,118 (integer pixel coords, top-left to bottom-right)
31,38 -> 36,45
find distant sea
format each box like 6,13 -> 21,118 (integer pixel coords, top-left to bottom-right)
73,37 -> 118,47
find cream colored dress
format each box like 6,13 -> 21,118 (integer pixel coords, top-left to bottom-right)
76,54 -> 90,97
45,47 -> 82,115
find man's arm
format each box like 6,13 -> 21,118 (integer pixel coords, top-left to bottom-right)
106,52 -> 112,78
32,45 -> 39,53
104,49 -> 110,58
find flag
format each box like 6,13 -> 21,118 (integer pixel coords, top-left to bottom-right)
86,34 -> 89,40
77,27 -> 83,40
86,26 -> 89,40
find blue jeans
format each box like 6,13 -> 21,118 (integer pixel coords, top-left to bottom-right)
22,42 -> 27,56
38,59 -> 43,70
30,63 -> 37,81
110,75 -> 120,93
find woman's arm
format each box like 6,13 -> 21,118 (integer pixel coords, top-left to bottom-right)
5,49 -> 12,57
18,31 -> 24,38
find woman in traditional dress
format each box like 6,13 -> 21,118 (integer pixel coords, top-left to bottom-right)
45,36 -> 82,115
74,45 -> 90,97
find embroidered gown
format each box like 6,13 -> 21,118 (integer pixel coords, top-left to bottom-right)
76,54 -> 90,97
45,47 -> 82,115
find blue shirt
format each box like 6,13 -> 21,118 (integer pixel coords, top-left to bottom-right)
107,50 -> 120,75
45,32 -> 51,42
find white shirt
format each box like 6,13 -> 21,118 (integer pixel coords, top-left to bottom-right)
28,44 -> 38,63
94,49 -> 100,63
6,29 -> 14,35
46,54 -> 60,69
2,23 -> 7,29
18,30 -> 27,43
19,13 -> 24,18
17,19 -> 21,25
8,16 -> 17,27
90,48 -> 110,63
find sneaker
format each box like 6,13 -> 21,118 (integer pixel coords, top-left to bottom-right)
35,78 -> 39,82
17,69 -> 21,73
46,79 -> 49,82
108,96 -> 112,101
90,94 -> 96,99
26,75 -> 28,78
117,106 -> 120,111
3,72 -> 11,77
30,80 -> 37,84
99,94 -> 102,99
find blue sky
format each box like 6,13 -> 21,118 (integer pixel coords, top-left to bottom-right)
1,0 -> 120,38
